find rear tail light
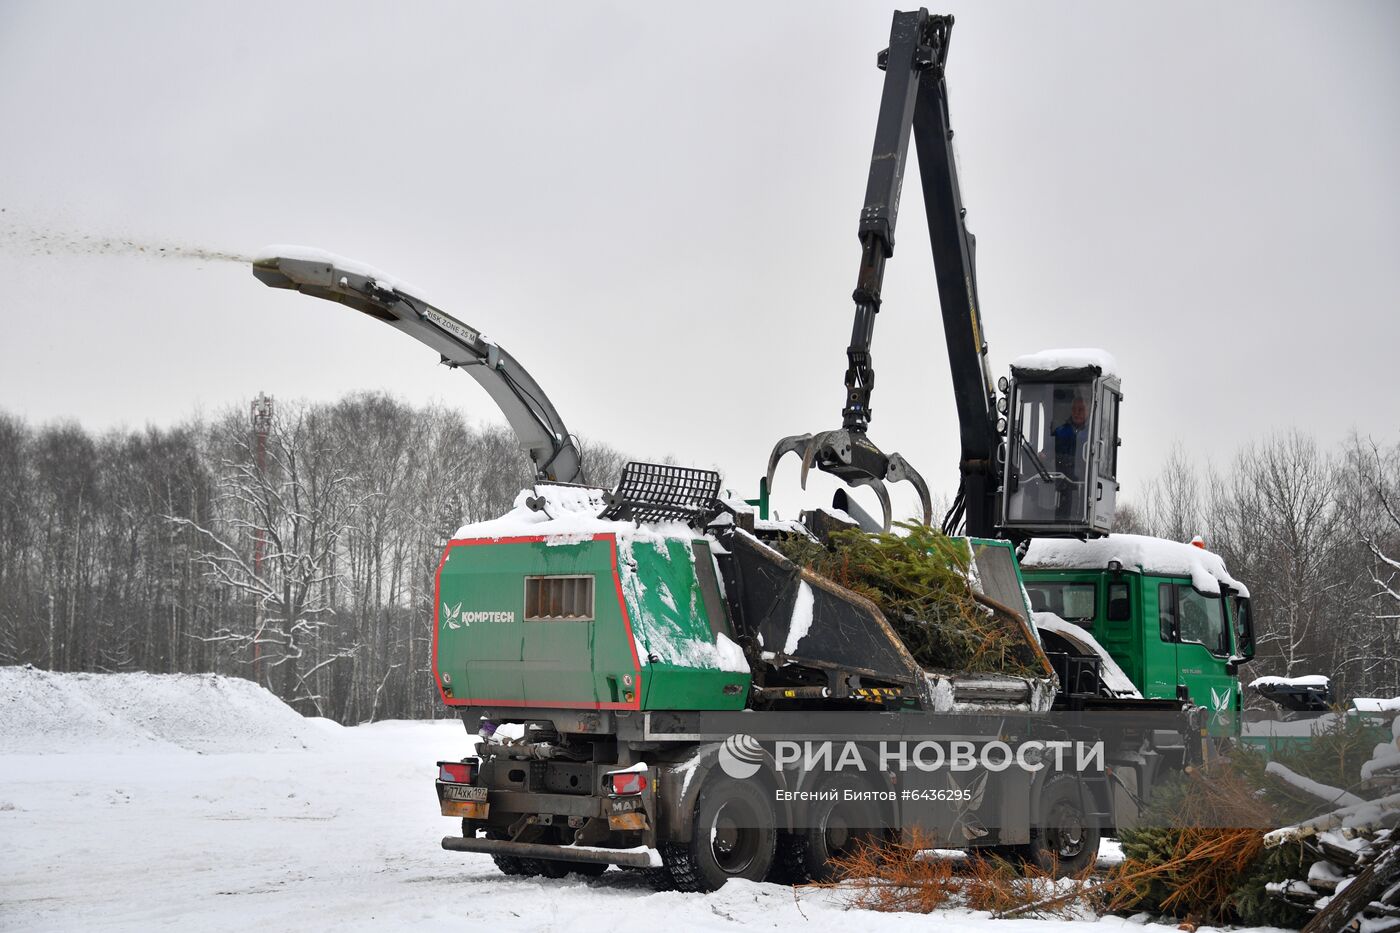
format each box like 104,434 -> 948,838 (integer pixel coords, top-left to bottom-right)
438,760 -> 476,784
609,771 -> 648,795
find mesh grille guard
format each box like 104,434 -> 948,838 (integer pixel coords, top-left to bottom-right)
599,461 -> 721,526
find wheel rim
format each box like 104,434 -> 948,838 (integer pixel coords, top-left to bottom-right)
1046,799 -> 1087,859
709,799 -> 761,873
823,803 -> 862,854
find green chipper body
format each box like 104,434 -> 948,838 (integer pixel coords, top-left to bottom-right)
434,531 -> 751,712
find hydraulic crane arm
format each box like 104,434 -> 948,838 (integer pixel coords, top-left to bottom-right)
252,248 -> 584,484
768,9 -> 1000,535
909,14 -> 1000,537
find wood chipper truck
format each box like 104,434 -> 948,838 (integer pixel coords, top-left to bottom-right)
253,9 -> 1204,890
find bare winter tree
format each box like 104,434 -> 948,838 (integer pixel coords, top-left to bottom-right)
1212,432 -> 1358,682
1339,435 -> 1400,693
172,403 -> 362,714
31,422 -> 101,673
0,414 -> 32,663
1108,500 -> 1152,536
1138,444 -> 1204,542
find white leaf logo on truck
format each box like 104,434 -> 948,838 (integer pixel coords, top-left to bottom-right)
1211,686 -> 1233,726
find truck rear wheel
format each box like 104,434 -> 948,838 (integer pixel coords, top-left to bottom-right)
480,826 -> 531,877
662,774 -> 776,892
775,775 -> 881,883
1026,775 -> 1100,876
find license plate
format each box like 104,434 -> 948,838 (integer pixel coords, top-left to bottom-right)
441,783 -> 488,802
442,799 -> 490,819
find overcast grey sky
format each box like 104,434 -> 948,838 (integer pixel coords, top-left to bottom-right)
1,0 -> 1397,521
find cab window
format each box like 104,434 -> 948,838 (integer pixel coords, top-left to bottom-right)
1158,584 -> 1175,641
1231,595 -> 1255,660
1106,581 -> 1131,622
1097,392 -> 1120,480
1158,582 -> 1228,657
1004,380 -> 1095,526
1027,582 -> 1096,623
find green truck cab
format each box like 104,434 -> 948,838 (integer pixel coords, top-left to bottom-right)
1021,534 -> 1255,730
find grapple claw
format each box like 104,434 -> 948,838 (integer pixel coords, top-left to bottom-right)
851,477 -> 893,533
801,429 -> 851,490
886,452 -> 934,527
799,438 -> 819,490
766,433 -> 813,495
766,428 -> 933,533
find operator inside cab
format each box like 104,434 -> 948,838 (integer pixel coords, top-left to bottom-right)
1052,394 -> 1091,518
1000,350 -> 1121,537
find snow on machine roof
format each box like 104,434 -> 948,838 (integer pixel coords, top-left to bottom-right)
1009,347 -> 1119,379
1021,533 -> 1249,597
452,485 -> 696,545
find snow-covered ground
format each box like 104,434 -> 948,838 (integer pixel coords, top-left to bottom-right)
0,667 -> 1273,932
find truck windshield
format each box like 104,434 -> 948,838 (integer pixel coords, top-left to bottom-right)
1005,381 -> 1094,526
1027,583 -> 1096,623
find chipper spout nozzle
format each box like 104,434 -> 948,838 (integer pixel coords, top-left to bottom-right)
766,429 -> 932,533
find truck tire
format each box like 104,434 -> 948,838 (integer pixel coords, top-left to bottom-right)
1025,774 -> 1100,876
638,866 -> 676,890
782,775 -> 882,883
480,826 -> 532,877
662,774 -> 777,892
768,832 -> 812,885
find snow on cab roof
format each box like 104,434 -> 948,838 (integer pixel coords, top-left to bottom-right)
1021,533 -> 1249,597
1009,347 -> 1119,378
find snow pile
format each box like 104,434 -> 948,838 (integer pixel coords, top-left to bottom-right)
1360,710 -> 1400,781
453,488 -> 694,545
1009,347 -> 1119,377
715,497 -> 812,537
1250,674 -> 1331,690
0,666 -> 330,754
1022,533 -> 1249,596
713,632 -> 749,672
783,581 -> 815,655
1033,613 -> 1140,698
1354,697 -> 1400,713
1265,760 -> 1366,808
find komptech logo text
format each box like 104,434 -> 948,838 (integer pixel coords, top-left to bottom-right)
440,603 -> 516,629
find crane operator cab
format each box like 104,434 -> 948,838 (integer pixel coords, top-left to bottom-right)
1000,349 -> 1121,537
